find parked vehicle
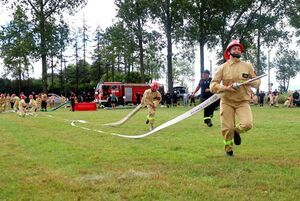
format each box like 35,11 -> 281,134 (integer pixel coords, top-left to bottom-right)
95,82 -> 151,106
172,86 -> 187,100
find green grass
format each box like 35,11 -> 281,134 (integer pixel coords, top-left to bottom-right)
0,105 -> 299,201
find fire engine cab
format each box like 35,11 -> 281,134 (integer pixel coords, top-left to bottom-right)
95,82 -> 151,106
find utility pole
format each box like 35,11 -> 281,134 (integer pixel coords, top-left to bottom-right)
64,59 -> 67,98
268,50 -> 271,92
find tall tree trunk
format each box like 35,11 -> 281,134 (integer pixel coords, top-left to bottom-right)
166,1 -> 173,93
51,56 -> 54,93
63,59 -> 67,97
75,41 -> 79,93
40,14 -> 48,92
137,17 -> 145,83
256,26 -> 261,95
18,63 -> 21,94
60,50 -> 63,91
105,64 -> 109,81
199,39 -> 205,79
256,6 -> 262,95
112,62 -> 115,82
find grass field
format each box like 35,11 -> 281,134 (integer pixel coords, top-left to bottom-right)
0,105 -> 299,201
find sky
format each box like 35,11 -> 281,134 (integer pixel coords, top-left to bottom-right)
0,0 -> 299,92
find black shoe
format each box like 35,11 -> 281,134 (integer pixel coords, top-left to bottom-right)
234,130 -> 241,145
145,119 -> 149,124
207,121 -> 213,127
204,119 -> 213,127
226,151 -> 234,157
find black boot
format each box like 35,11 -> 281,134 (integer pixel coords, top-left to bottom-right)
226,150 -> 234,157
145,119 -> 149,124
204,119 -> 213,127
234,130 -> 241,145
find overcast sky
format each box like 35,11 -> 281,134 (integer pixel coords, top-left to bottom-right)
0,0 -> 299,91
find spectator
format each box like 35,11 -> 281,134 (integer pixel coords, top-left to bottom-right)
272,89 -> 279,107
165,92 -> 172,108
292,90 -> 300,107
258,91 -> 265,107
183,92 -> 189,107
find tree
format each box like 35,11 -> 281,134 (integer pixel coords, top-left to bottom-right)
150,0 -> 186,93
213,0 -> 288,63
2,0 -> 87,92
172,57 -> 195,88
184,0 -> 220,78
273,50 -> 300,92
0,6 -> 36,93
288,0 -> 300,44
116,0 -> 152,82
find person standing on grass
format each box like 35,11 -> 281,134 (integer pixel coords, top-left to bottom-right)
0,93 -> 5,113
191,70 -> 219,127
110,92 -> 118,109
18,95 -> 27,117
70,92 -> 76,112
210,39 -> 261,157
183,92 -> 189,107
12,94 -> 20,112
258,91 -> 265,107
41,92 -> 48,112
272,89 -> 279,107
5,94 -> 10,112
189,93 -> 196,107
292,90 -> 299,107
142,81 -> 162,131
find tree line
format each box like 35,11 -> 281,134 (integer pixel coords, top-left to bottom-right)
0,0 -> 299,95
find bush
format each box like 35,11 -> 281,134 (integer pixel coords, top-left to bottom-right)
278,93 -> 289,104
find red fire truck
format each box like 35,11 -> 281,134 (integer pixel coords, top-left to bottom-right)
95,82 -> 151,106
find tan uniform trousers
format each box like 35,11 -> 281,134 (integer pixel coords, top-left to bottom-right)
220,99 -> 253,152
146,100 -> 159,125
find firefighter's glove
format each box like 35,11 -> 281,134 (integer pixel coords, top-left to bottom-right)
231,83 -> 240,90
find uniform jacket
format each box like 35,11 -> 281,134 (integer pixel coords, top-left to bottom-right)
141,89 -> 162,106
210,58 -> 260,102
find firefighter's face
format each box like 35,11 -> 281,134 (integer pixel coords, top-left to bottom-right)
230,45 -> 242,55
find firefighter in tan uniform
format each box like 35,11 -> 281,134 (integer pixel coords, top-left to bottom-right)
5,94 -> 11,112
36,94 -> 42,111
12,94 -> 20,112
18,95 -> 27,117
141,81 -> 162,131
0,94 -> 5,113
28,95 -> 37,113
210,40 -> 260,156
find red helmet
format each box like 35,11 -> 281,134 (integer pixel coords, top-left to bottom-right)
150,81 -> 159,91
224,39 -> 244,61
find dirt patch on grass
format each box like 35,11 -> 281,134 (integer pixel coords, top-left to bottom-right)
79,169 -> 158,183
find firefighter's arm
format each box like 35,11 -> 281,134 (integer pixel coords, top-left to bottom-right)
141,92 -> 153,106
210,65 -> 229,93
153,92 -> 162,107
192,85 -> 200,96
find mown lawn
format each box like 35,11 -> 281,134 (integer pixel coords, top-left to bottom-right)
0,105 -> 299,201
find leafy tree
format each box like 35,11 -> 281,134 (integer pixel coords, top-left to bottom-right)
288,0 -> 300,44
273,50 -> 300,92
149,0 -> 186,93
91,27 -> 105,83
213,0 -> 288,63
2,0 -> 87,92
0,6 -> 36,93
172,57 -> 195,88
184,0 -> 220,77
116,0 -> 152,82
